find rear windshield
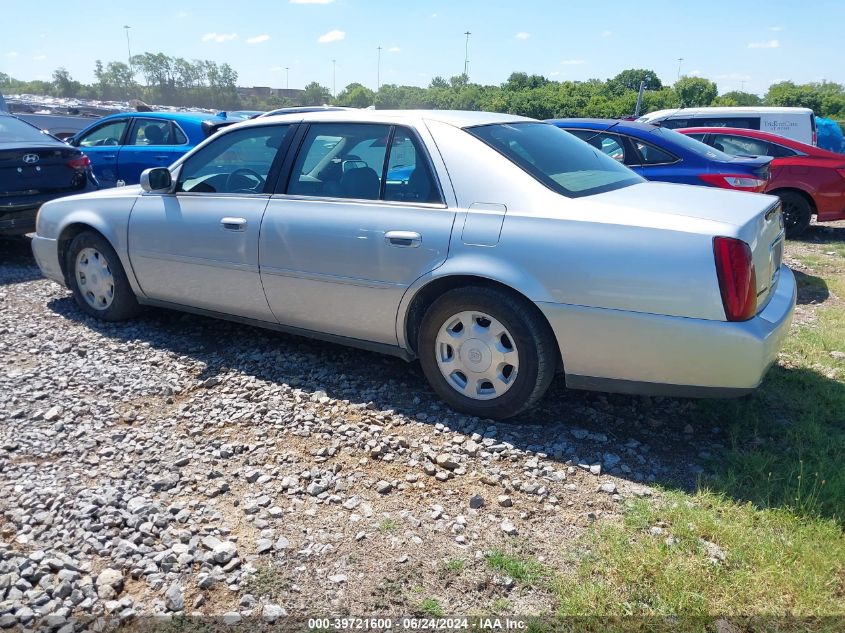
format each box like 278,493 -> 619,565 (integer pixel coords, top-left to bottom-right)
647,126 -> 734,161
467,122 -> 643,198
0,115 -> 54,143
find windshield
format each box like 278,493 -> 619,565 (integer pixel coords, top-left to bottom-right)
0,115 -> 54,144
467,122 -> 643,198
647,126 -> 734,161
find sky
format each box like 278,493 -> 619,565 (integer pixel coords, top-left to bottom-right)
1,0 -> 842,96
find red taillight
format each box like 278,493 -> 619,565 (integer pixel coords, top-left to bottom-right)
66,155 -> 91,169
699,173 -> 767,193
713,237 -> 757,321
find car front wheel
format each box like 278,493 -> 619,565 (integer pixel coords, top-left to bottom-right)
778,191 -> 812,238
418,286 -> 557,419
66,231 -> 141,321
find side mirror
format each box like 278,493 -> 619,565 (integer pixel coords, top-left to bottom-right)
140,167 -> 173,193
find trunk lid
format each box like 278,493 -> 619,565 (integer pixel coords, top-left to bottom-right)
0,143 -> 88,197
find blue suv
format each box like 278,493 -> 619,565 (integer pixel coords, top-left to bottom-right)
66,112 -> 232,188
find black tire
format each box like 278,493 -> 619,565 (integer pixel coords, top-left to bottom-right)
66,231 -> 141,321
417,286 -> 557,420
778,191 -> 812,238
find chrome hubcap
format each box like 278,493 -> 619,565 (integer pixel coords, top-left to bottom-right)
75,247 -> 115,310
435,310 -> 519,400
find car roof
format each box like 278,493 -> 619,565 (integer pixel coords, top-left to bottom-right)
239,109 -> 532,129
548,118 -> 659,133
100,111 -> 227,123
641,106 -> 814,119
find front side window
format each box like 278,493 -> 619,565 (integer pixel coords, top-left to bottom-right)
567,130 -> 628,163
470,123 -> 643,198
631,139 -> 677,165
287,123 -> 391,200
78,120 -> 128,147
178,125 -> 289,194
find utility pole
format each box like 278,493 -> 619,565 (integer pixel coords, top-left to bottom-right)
332,59 -> 336,98
285,67 -> 289,90
740,79 -> 746,92
377,46 -> 382,91
676,57 -> 683,80
123,25 -> 133,72
463,31 -> 471,78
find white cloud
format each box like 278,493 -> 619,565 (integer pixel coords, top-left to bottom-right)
175,10 -> 189,18
388,46 -> 401,53
716,72 -> 752,81
33,54 -> 47,61
748,39 -> 779,49
515,32 -> 530,40
689,69 -> 702,76
560,59 -> 585,65
431,13 -> 437,18
317,29 -> 345,43
202,32 -> 238,43
291,0 -> 334,3
601,30 -> 612,37
247,34 -> 271,44
770,26 -> 783,32
5,51 -> 19,58
549,71 -> 561,77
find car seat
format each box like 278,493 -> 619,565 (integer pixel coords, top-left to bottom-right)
407,168 -> 433,202
144,124 -> 165,145
339,166 -> 380,200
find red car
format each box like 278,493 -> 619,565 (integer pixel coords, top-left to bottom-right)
679,127 -> 845,236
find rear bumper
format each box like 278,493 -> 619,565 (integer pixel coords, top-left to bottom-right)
538,266 -> 796,398
0,207 -> 37,235
31,235 -> 65,286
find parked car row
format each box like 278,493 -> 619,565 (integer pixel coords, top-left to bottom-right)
30,110 -> 796,419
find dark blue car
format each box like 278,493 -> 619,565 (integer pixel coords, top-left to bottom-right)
548,118 -> 772,193
66,112 -> 232,188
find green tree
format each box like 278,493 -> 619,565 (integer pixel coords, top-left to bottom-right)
302,81 -> 331,106
52,68 -> 81,98
609,68 -> 663,92
715,90 -> 763,106
336,82 -> 375,108
674,76 -> 718,107
765,81 -> 823,112
502,72 -> 550,92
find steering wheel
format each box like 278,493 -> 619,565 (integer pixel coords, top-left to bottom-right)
225,168 -> 265,193
97,138 -> 119,146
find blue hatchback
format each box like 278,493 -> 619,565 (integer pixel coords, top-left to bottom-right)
548,118 -> 773,193
66,112 -> 232,188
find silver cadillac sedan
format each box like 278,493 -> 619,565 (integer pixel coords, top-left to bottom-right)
31,110 -> 796,419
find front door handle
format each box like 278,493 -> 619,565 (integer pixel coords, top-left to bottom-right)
385,230 -> 421,248
220,217 -> 247,231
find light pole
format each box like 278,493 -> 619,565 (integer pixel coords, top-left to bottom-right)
676,57 -> 684,80
124,25 -> 133,71
463,31 -> 471,78
285,67 -> 289,90
377,46 -> 382,92
332,59 -> 336,98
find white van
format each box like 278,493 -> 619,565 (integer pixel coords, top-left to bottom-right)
637,107 -> 817,145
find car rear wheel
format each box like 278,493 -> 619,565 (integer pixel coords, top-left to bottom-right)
66,231 -> 141,321
418,286 -> 557,419
778,191 -> 812,238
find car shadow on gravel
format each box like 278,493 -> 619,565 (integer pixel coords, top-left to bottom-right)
792,222 -> 845,246
0,237 -> 42,285
793,270 -> 829,305
47,292 -> 765,499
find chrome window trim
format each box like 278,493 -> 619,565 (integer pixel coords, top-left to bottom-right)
268,192 -> 448,210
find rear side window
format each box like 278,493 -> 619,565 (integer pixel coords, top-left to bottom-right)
470,123 -> 643,198
384,130 -> 443,204
694,117 -> 761,130
567,130 -> 628,163
128,119 -> 187,146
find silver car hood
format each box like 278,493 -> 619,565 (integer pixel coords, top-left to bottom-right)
590,182 -> 779,228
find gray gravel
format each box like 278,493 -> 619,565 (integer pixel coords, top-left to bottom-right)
0,238 -> 717,624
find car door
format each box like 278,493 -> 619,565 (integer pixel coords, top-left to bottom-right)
72,118 -> 130,187
260,122 -> 455,345
117,118 -> 189,185
127,123 -> 293,321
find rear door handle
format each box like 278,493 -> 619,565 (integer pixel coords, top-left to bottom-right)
220,217 -> 247,231
385,230 -> 421,248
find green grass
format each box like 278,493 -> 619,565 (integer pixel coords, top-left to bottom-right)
378,518 -> 398,533
556,491 -> 845,616
553,243 -> 845,618
441,557 -> 465,574
486,549 -> 549,585
419,597 -> 445,617
242,563 -> 289,601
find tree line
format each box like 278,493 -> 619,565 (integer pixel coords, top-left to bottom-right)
2,53 -> 844,122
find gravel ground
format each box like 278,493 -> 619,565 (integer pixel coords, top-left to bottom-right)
0,230 -> 829,629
